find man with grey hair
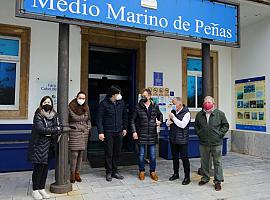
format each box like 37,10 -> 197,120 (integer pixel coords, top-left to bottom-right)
167,97 -> 191,185
195,96 -> 229,191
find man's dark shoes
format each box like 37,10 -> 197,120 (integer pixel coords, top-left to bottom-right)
215,183 -> 222,191
106,173 -> 112,182
182,178 -> 191,185
169,174 -> 179,181
112,172 -> 124,180
198,180 -> 209,185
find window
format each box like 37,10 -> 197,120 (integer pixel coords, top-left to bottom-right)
0,24 -> 30,119
182,47 -> 218,117
0,37 -> 21,110
187,57 -> 203,109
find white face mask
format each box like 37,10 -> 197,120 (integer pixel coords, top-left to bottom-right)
77,99 -> 85,105
172,105 -> 177,111
116,94 -> 122,101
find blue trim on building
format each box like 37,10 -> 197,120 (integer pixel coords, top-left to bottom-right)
235,76 -> 265,84
0,124 -> 32,130
236,124 -> 266,132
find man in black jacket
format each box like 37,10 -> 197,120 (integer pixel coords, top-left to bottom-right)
166,97 -> 191,185
131,89 -> 163,181
97,85 -> 128,182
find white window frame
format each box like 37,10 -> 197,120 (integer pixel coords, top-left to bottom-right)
0,36 -> 21,110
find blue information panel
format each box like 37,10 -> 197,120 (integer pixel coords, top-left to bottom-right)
19,0 -> 239,46
235,76 -> 266,132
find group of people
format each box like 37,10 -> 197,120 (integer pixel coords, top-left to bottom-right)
27,85 -> 229,200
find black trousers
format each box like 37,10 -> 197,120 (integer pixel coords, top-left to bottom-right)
32,163 -> 48,190
170,142 -> 190,179
104,133 -> 123,174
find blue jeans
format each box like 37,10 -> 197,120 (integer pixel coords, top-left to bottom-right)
138,144 -> 156,172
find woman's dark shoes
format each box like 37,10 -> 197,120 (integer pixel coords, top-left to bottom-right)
75,172 -> 82,182
182,178 -> 191,185
106,173 -> 112,182
169,174 -> 179,181
70,172 -> 75,183
112,172 -> 124,180
215,183 -> 222,191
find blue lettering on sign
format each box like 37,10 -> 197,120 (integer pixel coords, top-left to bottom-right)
22,0 -> 238,44
41,83 -> 57,91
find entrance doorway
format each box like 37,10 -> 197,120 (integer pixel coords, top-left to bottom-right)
87,46 -> 137,167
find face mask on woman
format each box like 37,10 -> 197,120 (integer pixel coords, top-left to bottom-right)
77,99 -> 85,105
42,104 -> 52,112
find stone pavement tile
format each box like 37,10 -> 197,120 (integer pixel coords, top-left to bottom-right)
92,184 -> 126,193
83,192 -> 111,200
132,191 -> 174,200
56,195 -> 84,200
105,189 -> 133,199
0,195 -> 12,200
12,197 -> 34,200
129,186 -> 156,196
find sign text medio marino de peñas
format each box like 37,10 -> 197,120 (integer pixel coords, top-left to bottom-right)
21,0 -> 239,45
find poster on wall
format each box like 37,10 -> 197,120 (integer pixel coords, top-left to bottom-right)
235,76 -> 266,132
36,80 -> 57,110
153,72 -> 163,87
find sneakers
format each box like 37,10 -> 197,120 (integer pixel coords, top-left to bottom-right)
150,172 -> 158,181
38,189 -> 50,199
138,171 -> 145,180
32,190 -> 42,200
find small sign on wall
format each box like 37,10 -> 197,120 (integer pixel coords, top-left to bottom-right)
153,72 -> 163,87
36,80 -> 57,110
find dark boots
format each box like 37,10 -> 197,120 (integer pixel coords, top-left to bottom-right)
75,172 -> 82,182
70,171 -> 82,183
70,172 -> 75,183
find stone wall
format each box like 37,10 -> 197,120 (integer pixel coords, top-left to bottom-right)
231,130 -> 270,159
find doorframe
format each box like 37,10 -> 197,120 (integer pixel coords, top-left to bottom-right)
80,27 -> 147,97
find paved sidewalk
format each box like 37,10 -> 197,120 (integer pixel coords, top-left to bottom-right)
1,152 -> 270,200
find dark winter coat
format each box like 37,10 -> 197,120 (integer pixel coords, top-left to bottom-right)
131,100 -> 163,145
169,106 -> 190,145
68,99 -> 91,151
195,109 -> 229,146
28,109 -> 61,164
97,96 -> 128,134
